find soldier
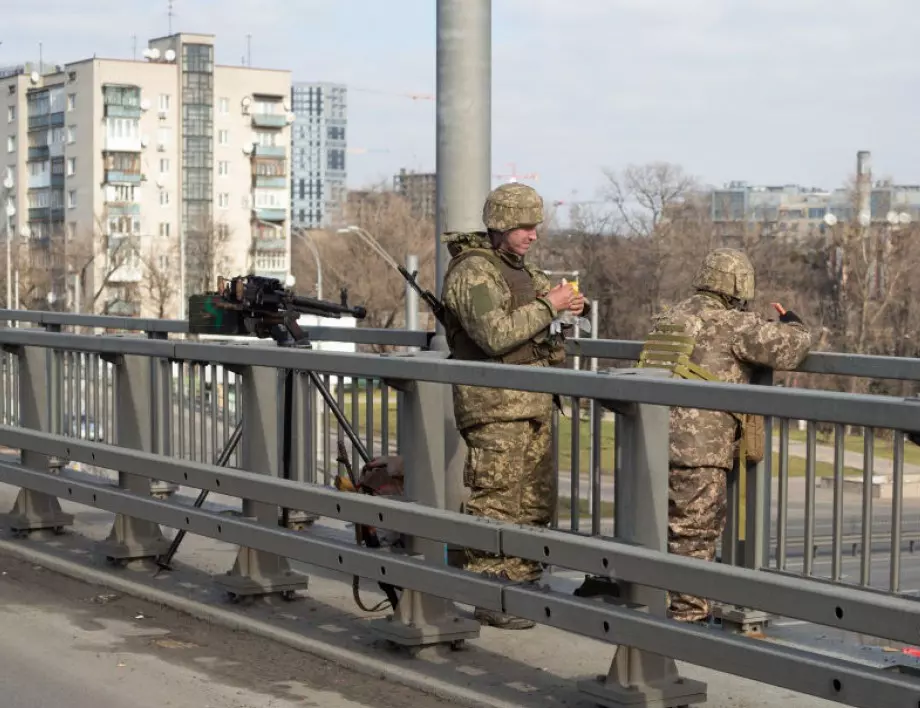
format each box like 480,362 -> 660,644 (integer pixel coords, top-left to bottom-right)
441,182 -> 585,630
647,248 -> 812,624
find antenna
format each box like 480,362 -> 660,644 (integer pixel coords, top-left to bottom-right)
168,0 -> 174,34
132,35 -> 137,60
39,42 -> 43,72
246,34 -> 252,67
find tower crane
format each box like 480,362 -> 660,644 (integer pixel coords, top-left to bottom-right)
493,162 -> 539,184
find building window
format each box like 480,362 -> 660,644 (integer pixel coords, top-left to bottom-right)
159,223 -> 170,238
67,94 -> 75,111
6,106 -> 13,123
218,129 -> 229,146
67,126 -> 76,143
159,190 -> 169,206
218,192 -> 229,208
6,136 -> 13,153
159,158 -> 170,173
67,190 -> 76,208
218,160 -> 229,176
159,94 -> 171,111
66,157 -> 76,176
219,97 -> 229,114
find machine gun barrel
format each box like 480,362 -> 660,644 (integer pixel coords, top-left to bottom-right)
290,293 -> 366,320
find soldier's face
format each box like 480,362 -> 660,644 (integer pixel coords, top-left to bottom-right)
500,226 -> 538,256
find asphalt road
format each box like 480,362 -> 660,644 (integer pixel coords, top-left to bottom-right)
0,552 -> 458,708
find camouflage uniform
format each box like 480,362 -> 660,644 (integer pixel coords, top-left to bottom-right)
441,183 -> 583,629
648,248 -> 812,622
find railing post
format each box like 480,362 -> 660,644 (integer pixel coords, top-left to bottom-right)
97,353 -> 169,566
147,331 -> 177,500
712,367 -> 773,634
1,344 -> 73,535
213,364 -> 308,600
580,369 -> 706,708
371,351 -> 480,649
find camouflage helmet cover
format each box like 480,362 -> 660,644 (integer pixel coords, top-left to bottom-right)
692,248 -> 755,301
482,182 -> 544,232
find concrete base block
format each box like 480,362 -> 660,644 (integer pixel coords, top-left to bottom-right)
3,488 -> 74,536
214,546 -> 308,600
712,604 -> 771,634
98,514 -> 170,563
369,589 -> 480,650
579,672 -> 707,708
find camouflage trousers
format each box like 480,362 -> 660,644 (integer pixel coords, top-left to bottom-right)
462,418 -> 555,583
668,465 -> 727,622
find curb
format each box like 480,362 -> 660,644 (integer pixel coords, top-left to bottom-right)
0,538 -> 525,708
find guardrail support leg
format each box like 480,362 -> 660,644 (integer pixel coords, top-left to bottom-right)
214,365 -> 308,601
147,333 -> 178,500
371,359 -> 480,649
580,386 -> 706,708
98,354 -> 169,566
2,345 -> 73,536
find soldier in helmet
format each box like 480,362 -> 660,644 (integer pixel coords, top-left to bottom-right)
441,182 -> 586,630
647,248 -> 812,624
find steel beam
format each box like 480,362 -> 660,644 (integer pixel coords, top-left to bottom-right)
97,354 -> 169,565
1,345 -> 72,535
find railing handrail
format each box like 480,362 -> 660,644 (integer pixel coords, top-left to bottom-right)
2,308 -> 918,382
1,327 -> 918,431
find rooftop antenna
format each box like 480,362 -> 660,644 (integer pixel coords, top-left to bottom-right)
168,0 -> 174,34
246,34 -> 252,66
132,34 -> 137,60
39,42 -> 43,72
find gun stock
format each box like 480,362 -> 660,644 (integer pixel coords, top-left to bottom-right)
397,265 -> 445,326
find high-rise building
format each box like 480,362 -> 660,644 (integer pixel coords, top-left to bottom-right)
0,33 -> 293,318
290,82 -> 347,231
393,168 -> 435,221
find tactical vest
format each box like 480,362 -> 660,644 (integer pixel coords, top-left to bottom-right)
636,323 -> 764,463
445,248 -> 565,367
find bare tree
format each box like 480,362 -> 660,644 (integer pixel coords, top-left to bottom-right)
141,237 -> 180,319
186,218 -> 232,296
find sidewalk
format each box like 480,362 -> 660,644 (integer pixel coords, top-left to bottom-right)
0,473 -> 893,708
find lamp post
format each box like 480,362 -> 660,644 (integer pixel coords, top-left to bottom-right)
3,175 -> 14,310
293,227 -> 322,299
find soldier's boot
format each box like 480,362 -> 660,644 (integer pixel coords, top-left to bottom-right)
474,607 -> 536,630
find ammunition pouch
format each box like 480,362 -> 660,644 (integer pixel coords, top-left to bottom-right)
637,324 -> 763,464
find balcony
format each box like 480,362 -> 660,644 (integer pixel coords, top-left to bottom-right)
106,202 -> 141,216
252,113 -> 287,129
50,112 -> 65,127
104,135 -> 142,153
253,144 -> 285,158
105,104 -> 142,119
253,207 -> 285,222
51,173 -> 64,188
28,207 -> 49,221
254,175 -> 285,189
253,238 -> 287,252
50,207 -> 65,221
105,170 -> 143,184
27,114 -> 50,131
28,146 -> 49,161
106,299 -> 140,315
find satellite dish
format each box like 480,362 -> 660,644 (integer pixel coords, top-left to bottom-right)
142,48 -> 153,59
140,98 -> 150,111
164,49 -> 176,62
242,143 -> 253,154
155,177 -> 164,188
19,227 -> 30,238
150,48 -> 161,60
2,176 -> 13,190
858,210 -> 871,227
29,71 -> 40,84
286,112 -> 296,124
887,211 -> 899,225
241,96 -> 252,107
282,99 -> 290,111
284,274 -> 296,288
140,135 -> 149,147
4,204 -> 14,218
899,212 -> 912,225
823,213 -> 838,227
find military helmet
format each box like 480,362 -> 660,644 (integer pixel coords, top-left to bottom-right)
692,248 -> 755,301
482,182 -> 544,232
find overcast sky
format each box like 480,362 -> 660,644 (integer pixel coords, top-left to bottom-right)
5,0 -> 919,209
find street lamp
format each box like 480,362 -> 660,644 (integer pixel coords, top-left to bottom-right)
292,227 -> 322,300
3,174 -> 14,310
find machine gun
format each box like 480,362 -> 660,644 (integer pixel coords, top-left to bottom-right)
188,274 -> 367,347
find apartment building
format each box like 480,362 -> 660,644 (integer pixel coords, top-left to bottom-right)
290,82 -> 347,230
393,168 -> 435,221
0,33 -> 292,318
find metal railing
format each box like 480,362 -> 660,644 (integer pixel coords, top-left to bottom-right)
0,312 -> 918,706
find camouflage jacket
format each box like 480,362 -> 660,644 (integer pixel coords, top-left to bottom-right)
442,232 -> 561,430
651,292 -> 812,469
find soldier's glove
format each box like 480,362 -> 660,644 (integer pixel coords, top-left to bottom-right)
907,431 -> 920,448
779,309 -> 803,325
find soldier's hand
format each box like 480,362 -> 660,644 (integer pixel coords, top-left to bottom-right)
358,455 -> 404,493
569,293 -> 587,316
546,282 -> 577,313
